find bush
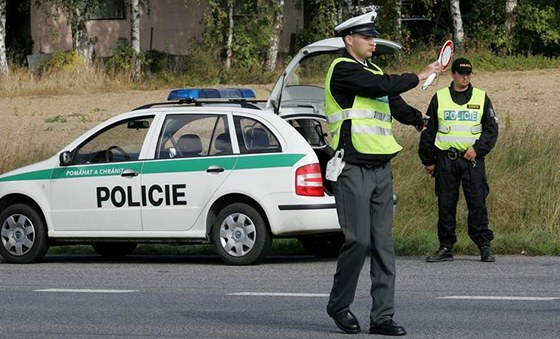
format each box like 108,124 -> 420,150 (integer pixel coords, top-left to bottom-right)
145,49 -> 176,73
36,50 -> 85,75
106,38 -> 146,75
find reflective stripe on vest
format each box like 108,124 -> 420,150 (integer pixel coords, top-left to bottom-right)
325,57 -> 402,155
328,109 -> 393,124
434,88 -> 485,151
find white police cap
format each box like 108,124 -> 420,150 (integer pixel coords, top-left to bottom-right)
335,10 -> 380,37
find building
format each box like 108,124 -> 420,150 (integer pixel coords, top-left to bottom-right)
28,0 -> 303,59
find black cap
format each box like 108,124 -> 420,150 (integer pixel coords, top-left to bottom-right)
451,58 -> 472,74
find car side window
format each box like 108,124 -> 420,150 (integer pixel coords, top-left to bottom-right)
73,117 -> 154,165
234,116 -> 281,154
156,114 -> 230,159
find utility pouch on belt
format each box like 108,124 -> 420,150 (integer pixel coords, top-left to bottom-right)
325,149 -> 345,182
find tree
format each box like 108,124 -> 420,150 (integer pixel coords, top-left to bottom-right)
225,0 -> 233,70
264,0 -> 284,71
36,0 -> 104,66
130,0 -> 141,80
505,0 -> 517,38
394,0 -> 402,43
449,0 -> 464,50
0,0 -> 8,76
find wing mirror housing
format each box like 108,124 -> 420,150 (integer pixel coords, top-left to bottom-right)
59,151 -> 72,166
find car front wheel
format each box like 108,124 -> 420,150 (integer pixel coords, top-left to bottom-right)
212,203 -> 271,265
0,204 -> 48,263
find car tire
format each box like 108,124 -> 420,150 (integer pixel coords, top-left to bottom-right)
91,242 -> 138,258
299,233 -> 343,258
0,204 -> 48,264
212,203 -> 271,265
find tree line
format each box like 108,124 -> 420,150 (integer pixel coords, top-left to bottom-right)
0,0 -> 558,78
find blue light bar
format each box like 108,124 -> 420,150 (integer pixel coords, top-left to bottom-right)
167,88 -> 256,101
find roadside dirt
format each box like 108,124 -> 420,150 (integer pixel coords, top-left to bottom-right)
0,68 -> 558,166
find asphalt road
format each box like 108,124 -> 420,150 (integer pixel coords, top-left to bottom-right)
1,254 -> 558,338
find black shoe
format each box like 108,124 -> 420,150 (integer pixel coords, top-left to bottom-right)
426,247 -> 453,262
369,319 -> 407,336
331,310 -> 361,334
480,246 -> 495,262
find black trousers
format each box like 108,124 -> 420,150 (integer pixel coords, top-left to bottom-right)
435,154 -> 494,249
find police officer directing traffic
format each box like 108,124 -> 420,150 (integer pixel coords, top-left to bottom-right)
419,58 -> 499,263
325,10 -> 441,336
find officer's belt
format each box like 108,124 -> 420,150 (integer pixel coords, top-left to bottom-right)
437,148 -> 465,160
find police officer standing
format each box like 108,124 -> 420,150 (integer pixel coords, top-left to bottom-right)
419,58 -> 498,263
325,10 -> 441,336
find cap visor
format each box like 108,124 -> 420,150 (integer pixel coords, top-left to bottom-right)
357,27 -> 380,37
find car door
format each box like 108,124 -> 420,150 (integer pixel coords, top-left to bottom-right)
140,112 -> 237,232
50,116 -> 154,232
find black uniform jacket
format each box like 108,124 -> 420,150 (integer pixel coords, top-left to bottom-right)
329,50 -> 423,166
418,82 -> 499,166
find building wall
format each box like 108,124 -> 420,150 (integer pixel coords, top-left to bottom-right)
30,1 -> 303,57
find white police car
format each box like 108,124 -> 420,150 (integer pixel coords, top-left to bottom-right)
0,38 -> 401,265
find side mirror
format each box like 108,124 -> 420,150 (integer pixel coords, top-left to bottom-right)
59,151 -> 72,166
168,147 -> 177,158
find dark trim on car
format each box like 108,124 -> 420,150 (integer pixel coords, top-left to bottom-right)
278,203 -> 336,211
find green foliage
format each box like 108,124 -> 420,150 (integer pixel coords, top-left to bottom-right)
44,115 -> 67,123
144,49 -> 175,74
294,0 -> 338,50
514,3 -> 560,55
182,41 -> 222,84
201,0 -> 284,69
106,38 -> 146,74
36,50 -> 85,75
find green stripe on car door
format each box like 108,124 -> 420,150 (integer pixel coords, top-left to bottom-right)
0,154 -> 306,182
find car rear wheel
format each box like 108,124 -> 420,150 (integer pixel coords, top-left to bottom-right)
91,242 -> 138,258
212,203 -> 271,265
0,204 -> 48,263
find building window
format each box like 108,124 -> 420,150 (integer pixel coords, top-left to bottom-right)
88,0 -> 126,20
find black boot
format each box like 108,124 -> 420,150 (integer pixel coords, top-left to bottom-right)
480,246 -> 496,262
426,247 -> 453,262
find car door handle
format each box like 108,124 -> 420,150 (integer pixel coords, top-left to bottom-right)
121,169 -> 139,177
206,165 -> 225,173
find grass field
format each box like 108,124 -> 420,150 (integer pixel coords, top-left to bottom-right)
1,65 -> 559,257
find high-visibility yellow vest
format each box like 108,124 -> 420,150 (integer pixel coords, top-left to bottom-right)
325,57 -> 402,155
434,88 -> 485,151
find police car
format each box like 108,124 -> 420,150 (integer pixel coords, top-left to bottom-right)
0,38 -> 401,265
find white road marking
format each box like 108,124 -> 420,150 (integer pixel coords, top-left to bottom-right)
227,293 -> 559,301
438,296 -> 558,301
34,289 -> 138,293
228,292 -> 328,297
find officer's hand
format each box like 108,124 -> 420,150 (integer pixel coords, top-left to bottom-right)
415,114 -> 430,132
464,147 -> 477,161
417,61 -> 442,81
425,164 -> 436,177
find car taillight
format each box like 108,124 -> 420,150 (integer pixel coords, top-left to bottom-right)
295,163 -> 324,196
